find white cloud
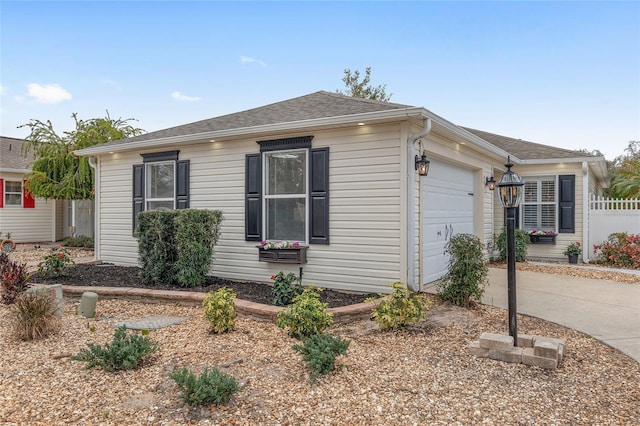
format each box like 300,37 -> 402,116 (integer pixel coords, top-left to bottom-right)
171,91 -> 201,102
240,56 -> 267,67
26,83 -> 72,103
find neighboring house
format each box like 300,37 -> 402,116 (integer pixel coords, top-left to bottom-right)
0,136 -> 94,243
75,91 -> 608,293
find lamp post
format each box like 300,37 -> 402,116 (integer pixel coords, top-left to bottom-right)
497,156 -> 524,345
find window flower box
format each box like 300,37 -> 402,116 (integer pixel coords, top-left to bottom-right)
528,230 -> 557,245
257,241 -> 308,264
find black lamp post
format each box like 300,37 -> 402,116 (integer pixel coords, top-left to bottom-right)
497,156 -> 524,345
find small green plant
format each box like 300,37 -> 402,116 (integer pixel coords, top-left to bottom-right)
203,288 -> 237,333
1,253 -> 31,305
564,241 -> 582,256
371,282 -> 429,331
71,325 -> 159,372
276,286 -> 333,339
62,235 -> 94,248
271,271 -> 303,306
292,333 -> 350,384
38,247 -> 75,278
169,367 -> 242,406
495,228 -> 530,262
12,290 -> 60,340
437,233 -> 489,307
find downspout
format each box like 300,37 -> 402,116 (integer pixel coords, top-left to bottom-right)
582,161 -> 590,263
88,157 -> 100,261
407,118 -> 432,292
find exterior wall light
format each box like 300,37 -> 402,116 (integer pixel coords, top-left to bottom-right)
415,152 -> 430,176
485,176 -> 497,190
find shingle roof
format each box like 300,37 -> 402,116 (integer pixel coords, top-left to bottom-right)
0,136 -> 33,170
462,127 -> 598,160
102,90 -> 412,148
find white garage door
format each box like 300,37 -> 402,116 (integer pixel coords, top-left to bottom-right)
421,159 -> 475,284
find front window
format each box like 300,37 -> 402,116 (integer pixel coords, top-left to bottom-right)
522,176 -> 556,232
264,150 -> 307,242
146,161 -> 175,210
5,181 -> 22,206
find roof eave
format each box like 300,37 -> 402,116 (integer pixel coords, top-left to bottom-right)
74,107 -> 429,156
0,167 -> 30,174
520,156 -> 606,165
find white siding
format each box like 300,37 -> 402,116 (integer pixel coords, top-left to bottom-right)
97,124 -> 404,293
0,172 -> 56,242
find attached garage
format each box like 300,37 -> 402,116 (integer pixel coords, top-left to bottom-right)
421,158 -> 476,284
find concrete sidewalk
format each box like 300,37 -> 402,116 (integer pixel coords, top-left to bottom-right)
478,268 -> 640,363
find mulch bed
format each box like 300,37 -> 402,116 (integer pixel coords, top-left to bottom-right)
34,263 -> 378,308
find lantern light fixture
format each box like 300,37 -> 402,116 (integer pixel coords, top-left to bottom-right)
485,176 -> 497,191
415,152 -> 430,176
497,157 -> 524,208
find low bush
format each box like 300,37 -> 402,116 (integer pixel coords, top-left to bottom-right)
62,235 -> 94,248
71,325 -> 159,372
170,367 -> 242,406
371,282 -> 429,331
203,288 -> 236,333
1,253 -> 31,304
276,286 -> 333,339
38,247 -> 75,278
271,271 -> 303,306
437,233 -> 488,307
594,233 -> 640,269
292,333 -> 350,384
12,290 -> 60,340
495,228 -> 530,262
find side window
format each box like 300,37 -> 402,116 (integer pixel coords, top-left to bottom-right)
522,176 -> 556,232
146,161 -> 175,210
5,181 -> 22,206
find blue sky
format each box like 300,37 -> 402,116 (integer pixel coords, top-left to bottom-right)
1,1 -> 638,160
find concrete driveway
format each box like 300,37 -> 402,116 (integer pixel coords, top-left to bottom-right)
479,268 -> 640,363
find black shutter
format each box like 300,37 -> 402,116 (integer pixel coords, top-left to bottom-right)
132,164 -> 145,232
558,174 -> 575,233
309,147 -> 329,244
245,153 -> 262,241
176,160 -> 190,209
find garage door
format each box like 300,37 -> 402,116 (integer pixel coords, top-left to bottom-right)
421,159 -> 475,284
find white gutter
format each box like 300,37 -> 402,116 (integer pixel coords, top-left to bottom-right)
519,156 -> 606,165
0,168 -> 30,174
407,118 -> 432,292
88,157 -> 100,261
74,108 -> 429,156
582,161 -> 590,263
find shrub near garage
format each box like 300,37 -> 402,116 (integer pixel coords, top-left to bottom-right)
495,228 -> 530,262
276,286 -> 333,339
370,282 -> 429,331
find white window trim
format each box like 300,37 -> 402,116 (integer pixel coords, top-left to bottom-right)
145,160 -> 176,210
262,148 -> 309,243
521,175 -> 558,232
4,180 -> 22,207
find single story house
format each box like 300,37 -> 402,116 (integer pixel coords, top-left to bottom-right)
0,136 -> 94,243
75,91 -> 607,293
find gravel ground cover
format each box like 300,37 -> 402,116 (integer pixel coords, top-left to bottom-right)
3,248 -> 639,424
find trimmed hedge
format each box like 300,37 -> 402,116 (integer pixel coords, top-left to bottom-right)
137,209 -> 223,287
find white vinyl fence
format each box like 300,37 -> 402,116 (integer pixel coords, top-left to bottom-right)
588,195 -> 640,259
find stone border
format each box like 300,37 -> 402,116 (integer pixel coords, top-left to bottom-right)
60,285 -> 383,323
470,332 -> 566,369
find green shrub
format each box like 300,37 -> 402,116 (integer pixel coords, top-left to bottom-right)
62,235 -> 94,248
203,288 -> 236,333
495,228 -> 530,262
437,233 -> 488,307
1,253 -> 31,305
170,367 -> 242,407
292,333 -> 350,384
71,325 -> 159,372
175,209 -> 223,287
12,290 -> 60,340
136,209 -> 224,287
137,210 -> 179,285
271,271 -> 303,306
594,233 -> 640,269
276,286 -> 333,339
37,247 -> 75,278
371,282 -> 429,331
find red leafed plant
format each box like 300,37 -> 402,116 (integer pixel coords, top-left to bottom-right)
593,233 -> 640,269
1,253 -> 31,304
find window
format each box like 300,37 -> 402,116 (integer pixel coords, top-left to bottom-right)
4,181 -> 22,206
264,150 -> 307,241
145,161 -> 175,210
132,151 -> 189,231
245,136 -> 329,245
522,176 -> 556,232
